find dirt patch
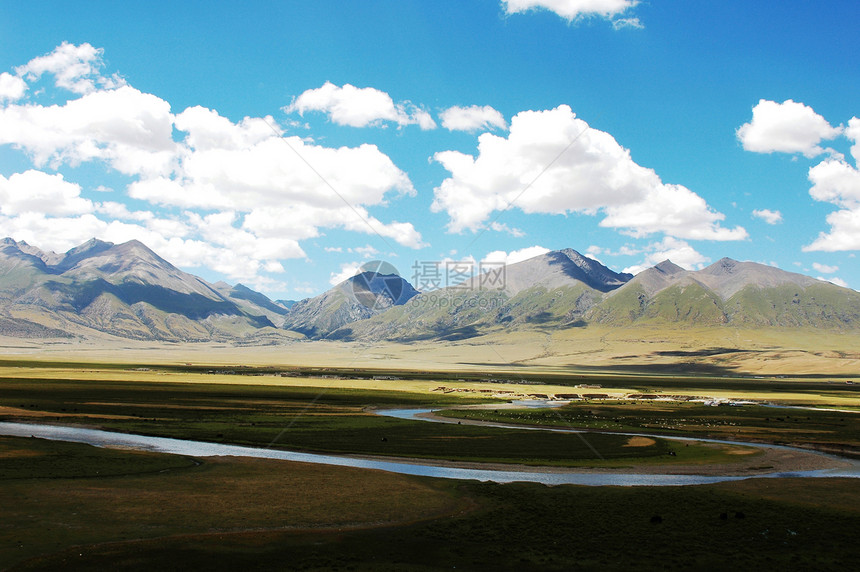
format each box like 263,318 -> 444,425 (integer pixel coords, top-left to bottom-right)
0,406 -> 137,420
725,447 -> 758,455
623,436 -> 656,448
0,448 -> 43,458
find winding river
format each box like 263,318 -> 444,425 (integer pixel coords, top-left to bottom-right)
2,409 -> 859,487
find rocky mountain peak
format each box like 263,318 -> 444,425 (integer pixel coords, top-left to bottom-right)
653,260 -> 685,275
705,258 -> 740,275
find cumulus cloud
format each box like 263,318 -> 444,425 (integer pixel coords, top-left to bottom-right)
0,170 -> 92,216
502,0 -> 640,24
0,205 -> 308,284
752,208 -> 783,225
286,82 -> 436,129
489,221 -> 525,237
440,105 -> 507,132
0,44 -> 427,291
586,244 -> 639,260
174,105 -> 275,151
779,110 -> 860,253
818,276 -> 849,288
14,41 -> 124,94
807,157 -> 860,208
0,72 -> 27,101
737,99 -> 843,157
622,237 -> 709,275
432,105 -> 746,241
738,101 -> 859,253
812,262 -> 838,274
804,207 -> 860,251
482,245 -> 550,266
846,117 -> 860,164
330,262 -> 362,285
0,85 -> 177,176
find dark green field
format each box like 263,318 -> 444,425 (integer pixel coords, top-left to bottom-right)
439,401 -> 860,455
0,378 -> 741,467
1,361 -> 859,570
1,435 -> 858,571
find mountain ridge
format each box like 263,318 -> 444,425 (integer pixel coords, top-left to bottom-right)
0,238 -> 285,341
0,237 -> 857,343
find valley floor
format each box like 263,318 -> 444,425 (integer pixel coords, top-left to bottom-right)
0,339 -> 857,570
2,324 -> 860,377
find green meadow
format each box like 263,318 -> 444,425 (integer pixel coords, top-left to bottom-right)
0,357 -> 858,570
1,435 -> 858,571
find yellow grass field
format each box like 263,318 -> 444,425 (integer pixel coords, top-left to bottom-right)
2,325 -> 858,376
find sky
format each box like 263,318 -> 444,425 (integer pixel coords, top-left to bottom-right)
0,0 -> 858,299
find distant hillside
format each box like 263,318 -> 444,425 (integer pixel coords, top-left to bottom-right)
281,271 -> 419,339
0,238 -> 286,341
330,249 -> 633,341
589,258 -> 860,329
1,237 -> 857,343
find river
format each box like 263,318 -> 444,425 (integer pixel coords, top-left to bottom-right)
1,414 -> 858,487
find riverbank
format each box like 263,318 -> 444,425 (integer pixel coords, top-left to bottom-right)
388,409 -> 858,477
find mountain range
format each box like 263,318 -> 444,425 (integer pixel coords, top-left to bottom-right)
1,237 -> 858,343
0,238 -> 288,342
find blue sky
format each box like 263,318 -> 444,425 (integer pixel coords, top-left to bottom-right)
1,0 -> 858,298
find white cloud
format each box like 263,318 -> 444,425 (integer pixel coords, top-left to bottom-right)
174,106 -> 275,150
812,262 -> 838,274
502,0 -> 638,23
286,82 -> 436,129
804,207 -> 860,251
0,202 -> 307,283
739,101 -> 860,253
800,114 -> 860,252
600,184 -> 748,240
587,244 -> 640,258
737,99 -> 842,157
433,105 -> 746,241
0,72 -> 27,101
95,201 -> 155,222
350,245 -> 379,258
186,210 -> 306,262
622,237 -> 709,275
440,105 -> 507,132
817,276 -> 849,288
482,245 -> 550,266
0,90 -> 426,251
15,41 -> 124,94
612,17 -> 643,29
330,262 -> 362,285
241,204 -> 424,249
0,170 -> 92,216
846,117 -> 860,164
489,221 -> 525,237
0,85 -> 177,177
752,208 -> 783,225
162,135 -> 416,211
807,157 -> 860,208
0,44 -> 431,295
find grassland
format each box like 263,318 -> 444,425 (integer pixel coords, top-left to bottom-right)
0,436 -> 465,571
1,354 -> 858,570
2,323 -> 859,377
2,433 -> 858,571
0,377 -> 734,468
439,401 -> 860,456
